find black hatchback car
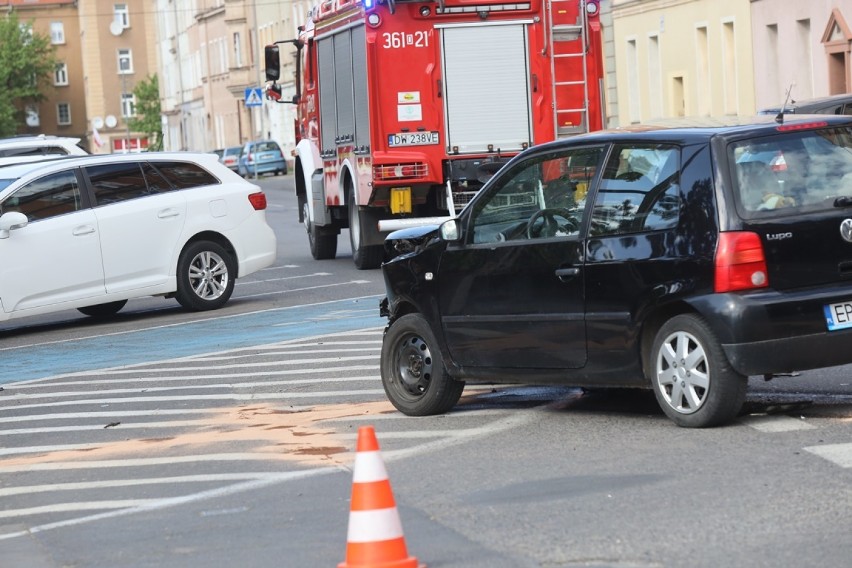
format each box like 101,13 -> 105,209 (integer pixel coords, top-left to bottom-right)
379,115 -> 852,428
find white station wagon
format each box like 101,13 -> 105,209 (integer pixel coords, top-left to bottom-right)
0,152 -> 277,322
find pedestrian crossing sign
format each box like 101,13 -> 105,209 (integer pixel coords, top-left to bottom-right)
244,87 -> 264,107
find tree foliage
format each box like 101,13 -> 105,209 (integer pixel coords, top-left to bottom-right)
128,74 -> 163,151
0,13 -> 57,137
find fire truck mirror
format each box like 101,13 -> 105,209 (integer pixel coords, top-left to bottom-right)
264,45 -> 280,82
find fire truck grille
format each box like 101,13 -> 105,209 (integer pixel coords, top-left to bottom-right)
374,163 -> 429,180
452,191 -> 479,208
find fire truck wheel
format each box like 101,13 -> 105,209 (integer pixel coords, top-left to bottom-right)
303,200 -> 337,260
348,186 -> 383,270
381,313 -> 465,416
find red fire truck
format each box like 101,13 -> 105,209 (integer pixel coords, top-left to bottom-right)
265,0 -> 605,269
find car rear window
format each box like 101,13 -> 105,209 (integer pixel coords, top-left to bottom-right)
731,126 -> 852,217
150,161 -> 219,189
255,142 -> 280,152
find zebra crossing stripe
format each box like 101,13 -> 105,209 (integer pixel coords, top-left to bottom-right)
804,443 -> 852,468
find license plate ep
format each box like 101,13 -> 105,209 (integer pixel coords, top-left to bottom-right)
388,131 -> 439,147
824,300 -> 852,331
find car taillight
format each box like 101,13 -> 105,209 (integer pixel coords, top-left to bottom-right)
248,192 -> 267,210
714,231 -> 768,293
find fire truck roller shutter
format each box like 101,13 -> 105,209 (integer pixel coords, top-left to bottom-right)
334,31 -> 355,145
440,23 -> 533,154
352,25 -> 370,151
317,37 -> 337,157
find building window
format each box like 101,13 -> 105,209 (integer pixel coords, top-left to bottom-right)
647,34 -> 662,119
114,4 -> 130,28
722,20 -> 737,115
626,38 -> 640,123
121,93 -> 136,118
54,62 -> 68,86
233,32 -> 242,67
118,48 -> 134,74
50,22 -> 65,44
57,103 -> 71,125
25,104 -> 39,128
695,26 -> 710,116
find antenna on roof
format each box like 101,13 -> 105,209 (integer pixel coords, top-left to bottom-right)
775,84 -> 795,124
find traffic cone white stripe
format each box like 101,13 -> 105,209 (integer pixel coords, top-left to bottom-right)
346,508 -> 405,542
352,450 -> 389,483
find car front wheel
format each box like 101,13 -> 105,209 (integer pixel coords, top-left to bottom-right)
380,313 -> 464,416
175,241 -> 235,311
650,314 -> 747,428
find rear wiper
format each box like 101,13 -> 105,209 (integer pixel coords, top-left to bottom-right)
834,196 -> 852,207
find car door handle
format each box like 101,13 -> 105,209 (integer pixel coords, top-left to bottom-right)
555,267 -> 580,282
158,208 -> 181,219
72,225 -> 95,236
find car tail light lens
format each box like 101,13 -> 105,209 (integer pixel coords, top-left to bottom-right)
714,231 -> 768,293
248,192 -> 267,210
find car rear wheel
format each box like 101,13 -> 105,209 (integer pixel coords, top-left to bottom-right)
650,314 -> 747,428
175,241 -> 235,311
77,300 -> 127,318
381,313 -> 465,416
303,200 -> 337,260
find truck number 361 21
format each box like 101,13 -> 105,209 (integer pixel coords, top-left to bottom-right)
381,31 -> 430,49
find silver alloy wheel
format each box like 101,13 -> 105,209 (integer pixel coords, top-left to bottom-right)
655,330 -> 710,414
187,250 -> 229,301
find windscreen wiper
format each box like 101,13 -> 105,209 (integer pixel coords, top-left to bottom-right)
834,196 -> 852,207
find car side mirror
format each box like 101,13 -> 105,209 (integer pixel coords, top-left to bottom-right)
440,218 -> 460,242
264,45 -> 280,82
0,211 -> 29,239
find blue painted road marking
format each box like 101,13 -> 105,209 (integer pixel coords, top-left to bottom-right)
4,297 -> 385,384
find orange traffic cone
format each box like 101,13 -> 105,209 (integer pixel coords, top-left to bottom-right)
339,425 -> 423,568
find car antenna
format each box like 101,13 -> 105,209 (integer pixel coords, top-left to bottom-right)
775,84 -> 794,124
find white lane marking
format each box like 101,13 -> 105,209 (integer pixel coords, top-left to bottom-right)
236,272 -> 333,285
2,376 -> 383,401
0,295 -> 383,355
3,389 -> 389,411
0,411 -> 535,541
0,501 -> 162,519
1,420 -> 214,436
3,373 -> 380,391
0,473 -> 280,497
242,281 -> 375,299
2,376 -> 381,400
0,468 -> 336,541
11,327 -> 385,386
0,453 -> 300,474
742,415 -> 817,432
804,443 -> 852,468
2,366 -> 379,390
0,409 -> 222,424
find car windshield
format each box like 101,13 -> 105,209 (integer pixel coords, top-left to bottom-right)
731,126 -> 852,217
0,179 -> 15,192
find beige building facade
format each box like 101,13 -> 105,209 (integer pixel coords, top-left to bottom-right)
611,0 -> 756,124
1,0 -> 158,153
155,0 -> 299,156
750,0 -> 852,110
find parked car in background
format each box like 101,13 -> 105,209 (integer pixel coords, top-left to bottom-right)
379,114 -> 852,428
237,140 -> 287,177
758,93 -> 852,116
0,152 -> 277,324
0,135 -> 88,158
220,145 -> 242,173
212,148 -> 225,160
